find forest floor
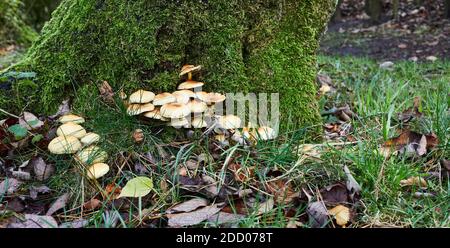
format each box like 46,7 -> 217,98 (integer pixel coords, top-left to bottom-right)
0,13 -> 449,228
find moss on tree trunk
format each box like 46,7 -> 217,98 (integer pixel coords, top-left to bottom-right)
1,0 -> 335,139
0,0 -> 37,46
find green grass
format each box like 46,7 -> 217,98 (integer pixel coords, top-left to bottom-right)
1,55 -> 449,228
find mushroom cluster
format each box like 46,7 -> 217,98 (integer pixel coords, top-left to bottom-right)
47,114 -> 109,180
124,64 -> 278,144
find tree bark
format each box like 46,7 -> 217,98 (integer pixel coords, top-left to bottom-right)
365,0 -> 383,23
1,0 -> 336,138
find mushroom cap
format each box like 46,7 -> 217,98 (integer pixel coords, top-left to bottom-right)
160,103 -> 191,119
191,116 -> 208,128
48,136 -> 82,154
187,99 -> 208,113
168,118 -> 190,128
58,114 -> 85,124
142,109 -> 168,121
196,92 -> 226,104
129,90 -> 155,104
217,115 -> 242,129
179,65 -> 202,76
87,163 -> 110,179
127,103 -> 155,115
80,132 -> 100,146
257,126 -> 277,140
173,90 -> 196,104
153,92 -> 176,106
178,80 -> 204,90
56,122 -> 87,139
75,146 -> 108,165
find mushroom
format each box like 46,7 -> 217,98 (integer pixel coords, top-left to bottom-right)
142,109 -> 168,121
160,103 -> 191,119
178,80 -> 204,90
153,92 -> 177,106
257,126 -> 277,140
191,116 -> 208,128
87,163 -> 110,180
75,146 -> 108,165
187,99 -> 208,113
216,115 -> 242,129
56,122 -> 87,139
129,90 -> 155,104
80,132 -> 100,146
127,103 -> 155,115
173,90 -> 195,104
48,136 -> 82,154
58,114 -> 85,124
179,64 -> 202,81
168,118 -> 190,128
196,92 -> 226,105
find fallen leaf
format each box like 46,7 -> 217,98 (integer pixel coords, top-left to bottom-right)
254,197 -> 274,215
132,129 -> 144,143
8,214 -> 58,228
207,212 -> 244,225
6,198 -> 25,212
343,166 -> 361,201
379,61 -> 394,70
265,180 -> 298,204
398,96 -> 423,123
19,112 -> 44,130
400,176 -> 427,188
167,198 -> 209,214
49,99 -> 71,119
59,219 -> 89,228
29,185 -> 51,200
83,198 -> 102,211
228,163 -> 253,183
426,56 -> 437,62
31,157 -> 54,181
307,201 -> 329,228
99,81 -> 115,103
7,124 -> 28,140
118,176 -> 153,198
167,204 -> 222,227
46,193 -> 70,216
104,183 -> 122,200
0,178 -> 22,196
320,183 -> 349,204
328,205 -> 350,227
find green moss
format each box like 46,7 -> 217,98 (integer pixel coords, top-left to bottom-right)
0,0 -> 37,46
1,0 -> 335,139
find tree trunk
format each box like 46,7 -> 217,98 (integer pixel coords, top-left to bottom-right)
365,0 -> 383,23
0,0 -> 37,46
333,0 -> 344,22
23,0 -> 62,31
1,0 -> 336,138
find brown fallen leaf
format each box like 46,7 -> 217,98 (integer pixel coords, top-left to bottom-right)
83,198 -> 102,211
265,179 -> 298,204
0,178 -> 22,196
167,204 -> 222,227
207,212 -> 245,225
320,183 -> 349,204
104,183 -> 122,200
29,185 -> 51,200
380,130 -> 439,158
8,214 -> 58,228
307,201 -> 329,228
46,193 -> 70,216
49,99 -> 71,119
328,205 -> 350,227
19,112 -> 44,130
59,219 -> 89,228
31,157 -> 54,181
400,176 -> 427,188
166,198 -> 209,214
133,129 -> 144,144
228,163 -> 253,183
99,80 -> 115,104
398,96 -> 423,123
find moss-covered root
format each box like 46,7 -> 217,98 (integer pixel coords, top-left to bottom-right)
1,0 -> 335,139
0,0 -> 37,46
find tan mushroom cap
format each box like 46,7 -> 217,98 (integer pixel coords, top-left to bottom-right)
257,126 -> 277,140
179,65 -> 202,76
75,146 -> 108,165
217,115 -> 242,129
191,116 -> 208,128
80,132 -> 100,146
187,99 -> 208,113
129,90 -> 155,104
142,109 -> 168,121
168,118 -> 190,128
56,122 -> 87,139
87,163 -> 110,179
48,136 -> 82,154
58,114 -> 85,124
160,103 -> 191,119
153,92 -> 176,106
178,80 -> 204,90
196,92 -> 226,104
173,90 -> 196,104
127,103 -> 155,115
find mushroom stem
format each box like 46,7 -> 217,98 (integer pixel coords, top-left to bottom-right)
188,72 -> 193,81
